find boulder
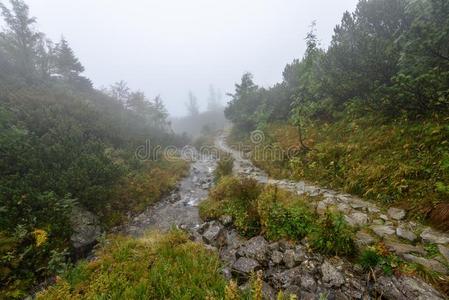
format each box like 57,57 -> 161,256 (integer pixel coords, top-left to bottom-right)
232,257 -> 260,275
402,254 -> 448,275
271,267 -> 302,289
387,208 -> 406,220
420,228 -> 449,244
384,240 -> 426,256
321,261 -> 345,287
271,250 -> 283,265
396,226 -> 417,242
238,236 -> 269,263
370,225 -> 395,238
70,206 -> 102,249
283,249 -> 297,268
202,224 -> 224,246
355,231 -> 375,248
345,212 -> 368,227
300,273 -> 317,292
375,275 -> 444,300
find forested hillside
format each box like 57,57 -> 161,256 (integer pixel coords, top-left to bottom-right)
225,0 -> 449,229
0,1 -> 188,297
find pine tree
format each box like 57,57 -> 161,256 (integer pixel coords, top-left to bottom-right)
54,37 -> 84,79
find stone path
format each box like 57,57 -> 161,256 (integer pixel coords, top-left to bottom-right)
118,152 -> 217,236
215,134 -> 449,275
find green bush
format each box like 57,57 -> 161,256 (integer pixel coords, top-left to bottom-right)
310,211 -> 356,256
257,186 -> 314,240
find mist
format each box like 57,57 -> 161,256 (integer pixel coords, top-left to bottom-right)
23,0 -> 358,116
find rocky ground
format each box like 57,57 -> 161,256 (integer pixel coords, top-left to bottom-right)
106,135 -> 449,299
211,136 -> 449,299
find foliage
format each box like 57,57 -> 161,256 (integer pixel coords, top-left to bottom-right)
310,210 -> 356,257
223,0 -> 449,230
256,186 -> 313,240
36,230 -> 228,300
201,176 -> 355,257
0,0 -> 190,296
214,154 -> 234,182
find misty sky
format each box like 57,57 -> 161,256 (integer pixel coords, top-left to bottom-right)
24,0 -> 358,116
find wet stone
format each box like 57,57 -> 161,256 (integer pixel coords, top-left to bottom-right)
202,224 -> 224,245
420,227 -> 449,244
384,240 -> 426,256
271,250 -> 283,265
321,261 -> 345,288
396,226 -> 417,242
388,207 -> 406,220
300,273 -> 317,292
355,231 -> 375,248
283,249 -> 297,268
238,236 -> 269,262
402,254 -> 448,275
232,257 -> 260,275
370,225 -> 395,238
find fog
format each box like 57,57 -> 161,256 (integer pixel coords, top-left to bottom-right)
25,0 -> 358,116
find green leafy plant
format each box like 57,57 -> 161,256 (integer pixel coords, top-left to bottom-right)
310,211 -> 356,256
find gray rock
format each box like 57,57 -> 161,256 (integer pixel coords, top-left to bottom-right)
224,229 -> 245,249
321,261 -> 345,287
70,206 -> 102,249
283,249 -> 297,268
293,245 -> 306,262
300,291 -> 316,300
375,275 -> 444,300
420,227 -> 449,244
384,240 -> 426,256
368,206 -> 380,213
388,207 -> 406,220
268,242 -> 280,251
372,219 -> 384,225
202,224 -> 224,245
350,198 -> 371,210
271,267 -> 302,288
380,214 -> 389,221
336,203 -> 352,214
438,244 -> 449,263
239,236 -> 269,263
232,257 -> 260,275
271,250 -> 283,265
346,212 -> 368,227
300,273 -> 317,292
370,225 -> 395,237
396,226 -> 417,242
355,231 -> 375,248
317,198 -> 335,215
220,248 -> 237,265
402,254 -> 448,275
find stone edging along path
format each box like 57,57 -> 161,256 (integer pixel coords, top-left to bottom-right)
208,134 -> 449,298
